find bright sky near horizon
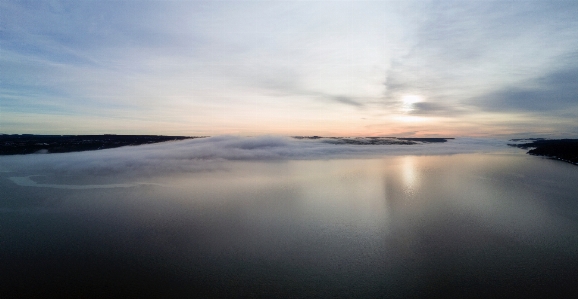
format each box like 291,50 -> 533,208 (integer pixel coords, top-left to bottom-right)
1,0 -> 577,137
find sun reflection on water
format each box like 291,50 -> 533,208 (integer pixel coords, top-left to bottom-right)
401,156 -> 418,196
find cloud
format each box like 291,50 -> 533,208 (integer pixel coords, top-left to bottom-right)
382,1 -> 578,120
475,65 -> 578,113
1,1 -> 403,134
330,96 -> 364,108
0,136 -> 509,178
409,102 -> 468,116
2,1 -> 578,135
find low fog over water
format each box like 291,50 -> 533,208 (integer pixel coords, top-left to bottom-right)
1,137 -> 578,297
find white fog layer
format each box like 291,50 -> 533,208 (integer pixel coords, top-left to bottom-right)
0,136 -> 509,177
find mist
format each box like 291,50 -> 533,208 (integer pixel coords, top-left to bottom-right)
0,136 -> 508,178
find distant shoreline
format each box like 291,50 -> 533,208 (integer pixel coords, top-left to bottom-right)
0,135 -> 454,155
292,136 -> 453,145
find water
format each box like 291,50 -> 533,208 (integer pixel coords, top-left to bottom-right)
2,151 -> 578,297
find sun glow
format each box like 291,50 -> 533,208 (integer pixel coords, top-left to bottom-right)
393,115 -> 427,123
401,95 -> 424,113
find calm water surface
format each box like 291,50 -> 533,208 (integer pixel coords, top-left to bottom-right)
2,152 -> 578,297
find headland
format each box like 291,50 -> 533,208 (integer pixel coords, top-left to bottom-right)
509,139 -> 578,165
0,134 -> 201,155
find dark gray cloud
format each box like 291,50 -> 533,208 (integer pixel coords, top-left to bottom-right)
476,65 -> 578,113
242,66 -> 368,108
259,76 -> 367,108
409,102 -> 469,116
328,96 -> 364,107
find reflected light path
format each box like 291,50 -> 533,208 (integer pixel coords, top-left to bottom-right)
401,156 -> 418,197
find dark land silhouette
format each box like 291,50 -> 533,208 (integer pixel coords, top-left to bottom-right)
0,134 -> 201,155
510,139 -> 578,165
292,136 -> 453,145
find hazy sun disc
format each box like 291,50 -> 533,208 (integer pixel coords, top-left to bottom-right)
401,95 -> 423,112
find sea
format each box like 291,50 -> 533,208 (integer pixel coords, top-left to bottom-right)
1,136 -> 577,298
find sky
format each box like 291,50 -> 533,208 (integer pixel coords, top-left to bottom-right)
1,0 -> 577,137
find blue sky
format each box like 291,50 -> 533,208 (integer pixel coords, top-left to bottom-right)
1,0 -> 577,137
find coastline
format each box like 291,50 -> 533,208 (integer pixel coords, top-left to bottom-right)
509,139 -> 578,166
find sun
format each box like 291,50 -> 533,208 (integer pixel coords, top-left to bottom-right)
401,95 -> 423,112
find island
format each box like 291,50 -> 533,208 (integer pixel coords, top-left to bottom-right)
509,139 -> 578,165
292,136 -> 453,145
0,134 -> 202,155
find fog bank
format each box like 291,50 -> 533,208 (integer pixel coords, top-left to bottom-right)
0,136 -> 509,176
